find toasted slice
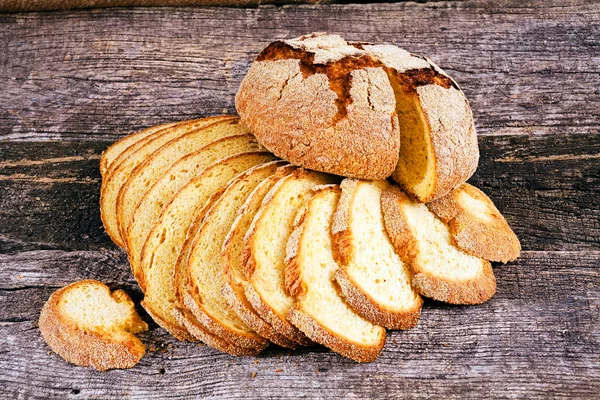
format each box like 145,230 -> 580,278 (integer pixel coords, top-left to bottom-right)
222,165 -> 299,349
332,179 -> 422,330
286,185 -> 386,362
100,116 -> 235,248
100,121 -> 177,177
117,119 -> 260,245
140,152 -> 276,343
39,280 -> 148,371
426,183 -> 521,263
243,169 -> 337,345
382,185 -> 496,304
126,134 -> 264,286
184,162 -> 286,352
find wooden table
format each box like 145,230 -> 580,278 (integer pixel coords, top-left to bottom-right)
1,1 -> 599,398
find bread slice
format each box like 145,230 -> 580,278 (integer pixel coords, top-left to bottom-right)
221,165 -> 300,349
38,280 -> 148,371
243,169 -> 337,345
381,185 -> 496,304
285,185 -> 386,362
183,162 -> 288,352
126,134 -> 264,287
100,116 -> 234,248
332,179 -> 422,330
100,121 -> 177,177
426,183 -> 521,263
140,152 -> 276,343
116,118 -> 258,245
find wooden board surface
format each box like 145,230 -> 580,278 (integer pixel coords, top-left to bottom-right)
1,0 -> 599,398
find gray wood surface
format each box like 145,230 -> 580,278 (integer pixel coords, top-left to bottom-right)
0,0 -> 599,398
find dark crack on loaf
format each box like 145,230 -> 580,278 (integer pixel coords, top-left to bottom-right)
257,41 -> 456,124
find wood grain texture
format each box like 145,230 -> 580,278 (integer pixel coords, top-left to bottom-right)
0,0 -> 598,398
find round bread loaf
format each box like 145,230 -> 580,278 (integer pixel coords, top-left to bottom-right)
236,32 -> 479,202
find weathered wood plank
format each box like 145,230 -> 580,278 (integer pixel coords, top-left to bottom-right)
0,250 -> 598,399
0,0 -> 599,140
0,132 -> 597,254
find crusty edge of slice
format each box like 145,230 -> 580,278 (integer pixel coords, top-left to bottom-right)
140,299 -> 196,342
38,280 -> 147,371
285,185 -> 386,362
241,170 -> 320,346
221,163 -> 299,349
100,121 -> 177,177
331,179 -> 423,330
381,184 -> 497,305
427,183 -> 521,263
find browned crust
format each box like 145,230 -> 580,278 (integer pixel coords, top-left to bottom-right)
381,184 -> 497,305
140,300 -> 196,342
172,307 -> 263,356
236,43 -> 400,180
283,201 -> 310,298
331,179 -> 422,330
100,121 -> 177,177
427,183 -> 521,263
334,267 -> 422,330
115,118 -> 249,246
220,283 -> 298,349
100,116 -> 234,248
243,283 -> 313,346
287,307 -> 385,363
38,280 -> 147,371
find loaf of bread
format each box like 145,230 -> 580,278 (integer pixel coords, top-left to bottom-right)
39,280 -> 148,371
236,33 -> 478,201
286,185 -> 386,362
126,134 -> 264,286
427,183 -> 521,263
243,169 -> 337,345
100,117 -> 231,248
382,185 -> 496,304
221,164 -> 300,349
141,152 -> 276,342
332,179 -> 423,329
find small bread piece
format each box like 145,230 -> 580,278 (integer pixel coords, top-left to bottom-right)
332,179 -> 422,330
100,116 -> 233,248
382,185 -> 496,304
236,33 -> 478,201
286,186 -> 386,362
221,165 -> 299,349
126,134 -> 264,286
100,121 -> 177,177
243,169 -> 337,345
184,162 -> 287,352
426,183 -> 521,263
38,280 -> 148,371
140,152 -> 276,343
116,118 -> 257,245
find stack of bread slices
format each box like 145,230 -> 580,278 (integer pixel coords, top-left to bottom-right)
97,33 -> 521,363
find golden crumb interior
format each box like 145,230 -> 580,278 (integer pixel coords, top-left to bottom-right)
59,283 -> 146,335
296,189 -> 384,345
457,189 -> 496,224
389,79 -> 436,201
347,181 -> 421,311
401,200 -> 485,280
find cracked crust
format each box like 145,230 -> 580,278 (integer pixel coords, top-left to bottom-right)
39,280 -> 148,371
331,179 -> 423,330
381,185 -> 496,305
427,183 -> 521,263
236,33 -> 478,197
